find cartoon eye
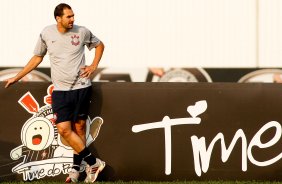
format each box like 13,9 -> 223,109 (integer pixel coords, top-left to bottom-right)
40,127 -> 42,129
34,127 -> 37,130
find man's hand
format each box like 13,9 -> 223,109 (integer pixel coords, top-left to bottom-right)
80,65 -> 97,78
4,77 -> 18,88
4,55 -> 44,88
80,42 -> 104,79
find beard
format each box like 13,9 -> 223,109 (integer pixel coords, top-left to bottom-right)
62,22 -> 74,30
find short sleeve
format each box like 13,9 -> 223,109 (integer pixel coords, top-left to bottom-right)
33,34 -> 47,56
84,28 -> 101,51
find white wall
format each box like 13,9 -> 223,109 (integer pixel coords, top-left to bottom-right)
0,0 -> 280,68
259,0 -> 282,67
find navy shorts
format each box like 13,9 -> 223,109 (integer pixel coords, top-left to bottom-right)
51,86 -> 92,124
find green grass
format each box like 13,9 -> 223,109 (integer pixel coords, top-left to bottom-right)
2,182 -> 282,184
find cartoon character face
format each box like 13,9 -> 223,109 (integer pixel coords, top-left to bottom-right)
21,117 -> 55,151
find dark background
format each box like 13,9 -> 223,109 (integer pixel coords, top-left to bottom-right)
0,82 -> 282,181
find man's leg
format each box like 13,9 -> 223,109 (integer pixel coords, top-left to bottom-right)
72,120 -> 105,183
56,121 -> 85,153
73,119 -> 86,144
56,121 -> 85,183
76,119 -> 105,183
57,120 -> 104,183
72,120 -> 86,171
56,120 -> 95,163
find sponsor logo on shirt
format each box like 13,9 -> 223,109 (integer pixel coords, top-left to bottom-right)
71,35 -> 80,46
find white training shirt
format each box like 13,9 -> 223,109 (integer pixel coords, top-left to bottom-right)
34,24 -> 101,91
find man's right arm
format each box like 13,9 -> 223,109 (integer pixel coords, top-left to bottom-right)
5,55 -> 44,88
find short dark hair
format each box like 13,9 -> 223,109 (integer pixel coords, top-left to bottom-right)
54,3 -> 72,20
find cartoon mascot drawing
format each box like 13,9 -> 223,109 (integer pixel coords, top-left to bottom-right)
10,85 -> 103,181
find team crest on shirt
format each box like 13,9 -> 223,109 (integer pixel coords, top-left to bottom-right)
10,84 -> 104,181
71,35 -> 80,46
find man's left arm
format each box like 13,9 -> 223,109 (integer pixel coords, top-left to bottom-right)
80,41 -> 104,78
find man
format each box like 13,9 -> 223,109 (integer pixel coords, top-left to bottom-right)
5,3 -> 105,183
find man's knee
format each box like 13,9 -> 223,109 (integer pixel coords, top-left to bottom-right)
74,120 -> 86,136
56,122 -> 72,138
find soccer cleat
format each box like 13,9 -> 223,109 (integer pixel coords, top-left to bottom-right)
84,158 -> 106,183
65,168 -> 79,183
